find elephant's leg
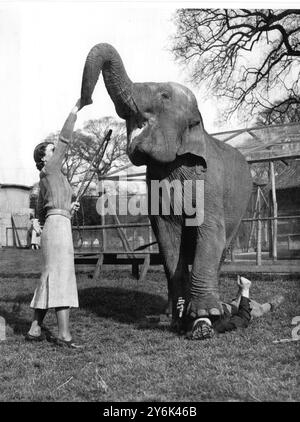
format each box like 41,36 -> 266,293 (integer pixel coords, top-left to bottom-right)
165,255 -> 190,320
187,219 -> 226,319
164,257 -> 190,333
150,216 -> 189,325
162,262 -> 174,318
219,222 -> 243,271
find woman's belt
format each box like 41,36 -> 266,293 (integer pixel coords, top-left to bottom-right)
46,209 -> 71,219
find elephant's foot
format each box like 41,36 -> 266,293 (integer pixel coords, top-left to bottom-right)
164,304 -> 172,319
187,294 -> 223,319
170,317 -> 185,334
184,294 -> 223,340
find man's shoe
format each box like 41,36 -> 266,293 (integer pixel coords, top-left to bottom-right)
238,276 -> 252,289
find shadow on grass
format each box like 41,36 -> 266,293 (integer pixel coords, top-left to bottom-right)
79,286 -> 167,324
0,305 -> 30,335
0,286 -> 167,334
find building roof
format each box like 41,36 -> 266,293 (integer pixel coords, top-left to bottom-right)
0,184 -> 33,191
212,122 -> 300,163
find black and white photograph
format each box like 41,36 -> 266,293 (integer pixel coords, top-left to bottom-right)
0,0 -> 299,405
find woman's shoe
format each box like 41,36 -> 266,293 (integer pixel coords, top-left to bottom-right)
25,332 -> 45,342
54,337 -> 84,349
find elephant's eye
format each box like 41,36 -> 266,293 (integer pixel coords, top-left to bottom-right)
161,91 -> 170,100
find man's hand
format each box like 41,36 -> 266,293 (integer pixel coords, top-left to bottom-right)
71,201 -> 80,213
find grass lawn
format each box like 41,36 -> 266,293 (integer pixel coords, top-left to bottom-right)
0,262 -> 299,402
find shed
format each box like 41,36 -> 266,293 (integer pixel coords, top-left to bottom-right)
0,184 -> 33,247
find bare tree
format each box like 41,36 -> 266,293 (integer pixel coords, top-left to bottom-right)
171,9 -> 300,123
256,100 -> 300,125
44,116 -> 129,191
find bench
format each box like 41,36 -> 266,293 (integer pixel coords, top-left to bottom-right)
75,250 -> 162,282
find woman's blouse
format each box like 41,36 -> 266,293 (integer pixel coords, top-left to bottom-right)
37,112 -> 77,221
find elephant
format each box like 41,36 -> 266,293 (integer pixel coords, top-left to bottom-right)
79,43 -> 253,334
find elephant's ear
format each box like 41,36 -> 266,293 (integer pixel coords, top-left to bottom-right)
177,123 -> 207,166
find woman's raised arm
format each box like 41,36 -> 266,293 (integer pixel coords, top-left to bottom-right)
45,100 -> 81,171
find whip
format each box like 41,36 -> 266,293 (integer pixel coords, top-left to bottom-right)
71,129 -> 112,217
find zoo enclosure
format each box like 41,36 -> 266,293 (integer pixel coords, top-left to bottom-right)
5,122 -> 300,277
213,122 -> 300,264
73,122 -> 300,277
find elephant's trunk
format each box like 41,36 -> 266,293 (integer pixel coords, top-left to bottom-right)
80,43 -> 139,119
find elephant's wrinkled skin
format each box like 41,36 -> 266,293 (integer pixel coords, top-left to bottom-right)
80,43 -> 253,332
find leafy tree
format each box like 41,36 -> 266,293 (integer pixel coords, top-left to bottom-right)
171,9 -> 300,124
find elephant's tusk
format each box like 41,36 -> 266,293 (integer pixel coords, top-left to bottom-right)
128,125 -> 145,144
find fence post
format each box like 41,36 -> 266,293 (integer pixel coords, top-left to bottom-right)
256,188 -> 262,265
270,161 -> 278,261
0,316 -> 6,341
148,224 -> 153,252
230,244 -> 235,262
268,190 -> 273,258
102,212 -> 107,252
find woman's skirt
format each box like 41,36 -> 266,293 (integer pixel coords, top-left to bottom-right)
30,214 -> 79,309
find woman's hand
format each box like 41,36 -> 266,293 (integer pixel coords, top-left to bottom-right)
72,98 -> 84,114
71,201 -> 80,213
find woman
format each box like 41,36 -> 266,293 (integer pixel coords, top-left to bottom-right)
26,100 -> 83,348
29,215 -> 42,250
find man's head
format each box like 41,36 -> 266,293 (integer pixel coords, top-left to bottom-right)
186,317 -> 215,340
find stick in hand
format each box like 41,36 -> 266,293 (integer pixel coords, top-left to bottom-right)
71,129 -> 113,217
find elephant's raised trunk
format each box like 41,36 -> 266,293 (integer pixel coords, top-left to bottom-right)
80,43 -> 139,119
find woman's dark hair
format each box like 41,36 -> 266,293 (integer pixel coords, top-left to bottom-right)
33,142 -> 53,171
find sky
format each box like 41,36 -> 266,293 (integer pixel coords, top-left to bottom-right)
0,0 -> 297,186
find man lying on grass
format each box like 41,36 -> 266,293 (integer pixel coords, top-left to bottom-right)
186,276 -> 284,340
